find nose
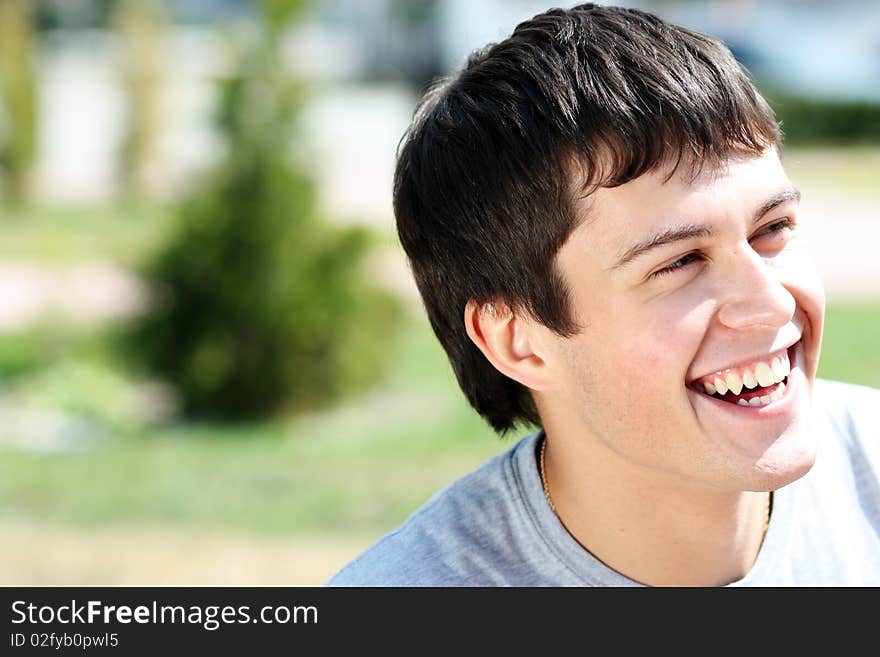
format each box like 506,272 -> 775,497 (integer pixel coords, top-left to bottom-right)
716,247 -> 795,331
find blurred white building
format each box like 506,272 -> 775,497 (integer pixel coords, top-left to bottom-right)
305,0 -> 880,99
28,0 -> 880,208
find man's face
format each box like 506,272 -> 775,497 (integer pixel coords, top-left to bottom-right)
539,148 -> 825,492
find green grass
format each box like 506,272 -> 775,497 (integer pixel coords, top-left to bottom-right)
0,202 -> 173,266
817,301 -> 880,388
785,146 -> 880,199
0,314 -> 506,537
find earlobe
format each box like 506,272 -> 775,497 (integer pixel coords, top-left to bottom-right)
464,300 -> 552,390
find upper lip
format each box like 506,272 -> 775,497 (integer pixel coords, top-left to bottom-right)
687,338 -> 800,385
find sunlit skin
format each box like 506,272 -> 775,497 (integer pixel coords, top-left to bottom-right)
465,148 -> 825,585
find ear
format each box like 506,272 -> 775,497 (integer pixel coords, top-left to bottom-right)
463,300 -> 553,390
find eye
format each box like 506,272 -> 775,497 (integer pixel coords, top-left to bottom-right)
650,251 -> 704,278
751,217 -> 795,243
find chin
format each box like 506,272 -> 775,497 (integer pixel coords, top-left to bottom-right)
744,422 -> 818,491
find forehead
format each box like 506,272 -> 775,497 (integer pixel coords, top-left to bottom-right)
565,150 -> 793,263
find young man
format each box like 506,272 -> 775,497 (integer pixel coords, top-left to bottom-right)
329,4 -> 880,586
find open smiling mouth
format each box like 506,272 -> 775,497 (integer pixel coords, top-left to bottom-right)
688,345 -> 794,408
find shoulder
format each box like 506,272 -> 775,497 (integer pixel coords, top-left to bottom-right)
814,379 -> 880,440
327,433 -> 540,586
813,378 -> 880,466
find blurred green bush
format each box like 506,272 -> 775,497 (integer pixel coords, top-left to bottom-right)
770,95 -> 880,145
125,2 -> 402,419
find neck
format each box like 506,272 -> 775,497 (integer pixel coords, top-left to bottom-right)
540,432 -> 772,587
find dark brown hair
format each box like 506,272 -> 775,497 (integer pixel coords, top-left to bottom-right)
394,3 -> 781,433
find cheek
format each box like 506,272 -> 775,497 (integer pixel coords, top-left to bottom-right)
559,288 -> 710,416
776,248 -> 826,376
781,249 -> 825,316
617,347 -> 664,386
557,314 -> 702,452
630,299 -> 712,381
774,237 -> 824,289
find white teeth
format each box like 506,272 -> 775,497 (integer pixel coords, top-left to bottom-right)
755,361 -> 774,387
728,381 -> 786,409
770,381 -> 786,402
725,371 -> 743,395
698,354 -> 791,401
771,357 -> 785,383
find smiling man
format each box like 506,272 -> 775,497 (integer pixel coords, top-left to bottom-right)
329,4 -> 880,586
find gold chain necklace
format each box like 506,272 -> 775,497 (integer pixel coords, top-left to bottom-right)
539,434 -> 557,515
539,435 -> 772,541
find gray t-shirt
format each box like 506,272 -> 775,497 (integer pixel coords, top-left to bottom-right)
328,379 -> 880,586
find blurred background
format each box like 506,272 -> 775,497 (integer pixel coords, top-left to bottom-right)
0,0 -> 877,585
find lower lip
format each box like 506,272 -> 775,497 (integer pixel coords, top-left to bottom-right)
688,342 -> 802,419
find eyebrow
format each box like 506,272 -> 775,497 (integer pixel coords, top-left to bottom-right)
610,185 -> 802,270
752,186 -> 801,225
611,224 -> 713,270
